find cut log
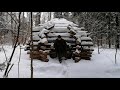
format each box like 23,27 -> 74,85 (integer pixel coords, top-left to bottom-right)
33,26 -> 44,32
81,41 -> 93,46
30,51 -> 40,55
50,27 -> 69,33
74,57 -> 81,63
33,35 -> 40,41
81,37 -> 92,41
47,33 -> 71,38
47,37 -> 76,43
81,57 -> 91,60
80,55 -> 91,58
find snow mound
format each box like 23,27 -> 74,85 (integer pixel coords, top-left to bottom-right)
33,63 -> 67,78
106,68 -> 120,75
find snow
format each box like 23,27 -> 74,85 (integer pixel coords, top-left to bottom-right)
33,32 -> 40,36
2,18 -> 120,78
74,49 -> 81,54
33,35 -> 40,40
38,28 -> 49,37
32,42 -> 39,45
47,38 -> 75,42
44,21 -> 55,29
81,41 -> 93,45
1,46 -> 120,78
50,27 -> 69,33
33,26 -> 44,32
48,33 -> 70,37
40,38 -> 48,44
81,37 -> 92,41
75,31 -> 88,37
50,18 -> 78,27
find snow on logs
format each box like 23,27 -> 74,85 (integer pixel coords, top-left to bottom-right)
47,37 -> 76,43
50,27 -> 69,33
33,35 -> 40,41
72,45 -> 81,62
47,33 -> 71,37
38,28 -> 50,37
81,41 -> 93,46
81,37 -> 92,41
33,26 -> 44,32
75,31 -> 88,37
28,18 -> 94,61
30,50 -> 49,62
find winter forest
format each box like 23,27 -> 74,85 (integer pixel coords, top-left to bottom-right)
0,12 -> 120,78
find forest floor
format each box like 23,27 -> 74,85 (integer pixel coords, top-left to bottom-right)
0,45 -> 120,78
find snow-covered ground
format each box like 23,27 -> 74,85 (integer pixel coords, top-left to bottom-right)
0,45 -> 120,78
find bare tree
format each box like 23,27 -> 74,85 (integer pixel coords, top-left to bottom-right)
3,12 -> 21,78
48,12 -> 51,21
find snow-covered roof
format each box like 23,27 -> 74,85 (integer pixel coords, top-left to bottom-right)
50,18 -> 78,27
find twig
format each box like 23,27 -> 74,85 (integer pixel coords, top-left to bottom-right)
1,42 -> 8,62
6,12 -> 18,25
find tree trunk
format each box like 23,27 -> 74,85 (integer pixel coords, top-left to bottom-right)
38,12 -> 41,24
100,34 -> 102,46
18,45 -> 21,78
97,38 -> 100,54
117,35 -> 119,48
30,12 -> 33,78
108,36 -> 111,48
115,36 -> 118,64
11,12 -> 14,48
48,12 -> 51,21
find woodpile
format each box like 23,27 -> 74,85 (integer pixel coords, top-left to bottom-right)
72,45 -> 81,63
30,50 -> 49,62
26,18 -> 94,63
72,52 -> 81,63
